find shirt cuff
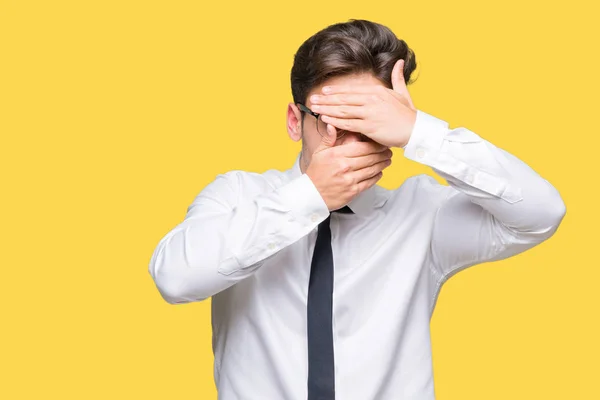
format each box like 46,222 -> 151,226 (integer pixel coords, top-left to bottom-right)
403,109 -> 449,165
278,173 -> 331,225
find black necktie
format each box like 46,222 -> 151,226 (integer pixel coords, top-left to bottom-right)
307,205 -> 353,400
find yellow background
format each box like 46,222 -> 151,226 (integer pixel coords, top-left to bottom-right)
1,0 -> 597,398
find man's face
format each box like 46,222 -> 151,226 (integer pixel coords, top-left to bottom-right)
287,73 -> 387,171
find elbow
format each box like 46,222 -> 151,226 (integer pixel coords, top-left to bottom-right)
550,194 -> 567,228
525,187 -> 567,242
148,245 -> 211,305
150,268 -> 211,305
541,186 -> 567,236
153,273 -> 196,305
503,185 -> 566,244
152,265 -> 214,304
148,227 -> 239,304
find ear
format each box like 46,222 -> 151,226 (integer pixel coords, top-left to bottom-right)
287,103 -> 303,142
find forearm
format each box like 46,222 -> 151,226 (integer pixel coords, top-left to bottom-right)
402,109 -> 566,277
148,172 -> 330,304
404,109 -> 566,239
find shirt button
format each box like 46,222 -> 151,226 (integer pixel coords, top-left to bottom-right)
268,242 -> 276,250
311,214 -> 319,222
416,147 -> 426,159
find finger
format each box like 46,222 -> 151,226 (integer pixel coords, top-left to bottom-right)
351,149 -> 393,170
321,114 -> 365,132
391,59 -> 415,109
354,159 -> 390,182
311,93 -> 372,106
391,59 -> 407,94
321,85 -> 378,95
355,170 -> 383,193
313,121 -> 337,153
311,104 -> 366,119
338,140 -> 389,157
327,123 -> 339,138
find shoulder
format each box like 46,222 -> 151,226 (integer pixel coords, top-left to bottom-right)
200,165 -> 291,196
385,173 -> 456,210
185,167 -> 289,216
226,165 -> 290,190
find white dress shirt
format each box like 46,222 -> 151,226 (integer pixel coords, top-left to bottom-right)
148,109 -> 566,400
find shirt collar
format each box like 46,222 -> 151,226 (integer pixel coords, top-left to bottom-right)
287,151 -> 390,216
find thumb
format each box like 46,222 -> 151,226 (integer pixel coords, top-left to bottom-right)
391,59 -> 415,109
314,123 -> 337,152
391,59 -> 407,94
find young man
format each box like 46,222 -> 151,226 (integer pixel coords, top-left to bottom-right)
148,19 -> 566,400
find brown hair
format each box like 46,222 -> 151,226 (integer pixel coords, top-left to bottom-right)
291,19 -> 418,126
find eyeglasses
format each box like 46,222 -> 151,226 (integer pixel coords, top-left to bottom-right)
297,103 -> 349,139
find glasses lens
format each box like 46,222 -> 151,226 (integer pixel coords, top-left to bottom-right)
317,114 -> 347,139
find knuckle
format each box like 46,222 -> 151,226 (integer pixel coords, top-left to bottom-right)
343,173 -> 355,186
359,107 -> 368,119
338,160 -> 351,173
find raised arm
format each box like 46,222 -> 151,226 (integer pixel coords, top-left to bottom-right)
148,171 -> 330,304
403,109 -> 566,282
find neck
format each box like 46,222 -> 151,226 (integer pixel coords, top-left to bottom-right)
300,151 -> 307,174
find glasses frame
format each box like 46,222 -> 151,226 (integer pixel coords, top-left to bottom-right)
296,103 -> 348,139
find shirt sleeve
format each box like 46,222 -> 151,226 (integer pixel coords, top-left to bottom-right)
148,171 -> 330,304
403,109 -> 567,283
